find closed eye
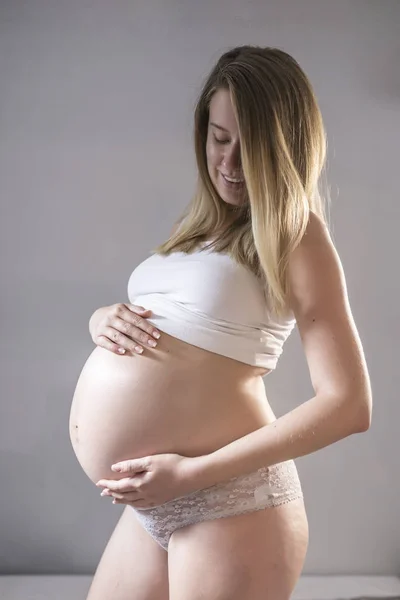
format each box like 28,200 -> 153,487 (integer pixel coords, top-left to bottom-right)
213,135 -> 230,145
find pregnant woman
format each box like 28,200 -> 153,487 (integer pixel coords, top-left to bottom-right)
69,45 -> 372,600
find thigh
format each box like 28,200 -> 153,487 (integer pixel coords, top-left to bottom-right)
87,506 -> 169,600
168,499 -> 309,600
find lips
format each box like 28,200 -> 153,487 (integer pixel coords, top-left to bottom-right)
220,173 -> 245,190
221,173 -> 244,183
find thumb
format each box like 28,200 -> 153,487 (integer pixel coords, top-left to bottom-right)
129,304 -> 151,314
112,458 -> 150,472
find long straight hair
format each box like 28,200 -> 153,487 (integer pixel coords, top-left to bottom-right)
154,45 -> 331,319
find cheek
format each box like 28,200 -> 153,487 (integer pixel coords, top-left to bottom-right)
206,141 -> 221,170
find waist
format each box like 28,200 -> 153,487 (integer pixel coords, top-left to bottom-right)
106,327 -> 270,384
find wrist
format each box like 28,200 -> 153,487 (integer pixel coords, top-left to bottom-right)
183,454 -> 216,492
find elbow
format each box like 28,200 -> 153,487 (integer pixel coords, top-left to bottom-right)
355,413 -> 371,433
352,395 -> 373,433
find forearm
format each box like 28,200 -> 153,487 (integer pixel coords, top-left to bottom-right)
191,393 -> 370,490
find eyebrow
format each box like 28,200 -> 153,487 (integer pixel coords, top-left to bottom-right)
209,122 -> 230,133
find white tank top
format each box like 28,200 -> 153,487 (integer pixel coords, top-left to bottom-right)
127,242 -> 296,371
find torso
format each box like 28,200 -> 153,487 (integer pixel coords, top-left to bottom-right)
69,331 -> 276,485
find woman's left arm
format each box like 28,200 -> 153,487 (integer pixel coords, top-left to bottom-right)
188,212 -> 373,490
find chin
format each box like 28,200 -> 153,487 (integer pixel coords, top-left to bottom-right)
209,176 -> 247,208
216,187 -> 244,205
219,194 -> 247,208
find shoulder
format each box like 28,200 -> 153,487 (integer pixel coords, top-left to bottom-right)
287,210 -> 341,318
286,211 -> 370,404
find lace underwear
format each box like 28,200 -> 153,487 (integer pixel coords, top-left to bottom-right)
132,459 -> 303,551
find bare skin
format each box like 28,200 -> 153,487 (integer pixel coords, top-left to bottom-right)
69,330 -> 273,485
76,86 -> 309,600
70,331 -> 308,600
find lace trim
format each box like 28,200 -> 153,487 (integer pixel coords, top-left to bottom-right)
132,460 -> 303,550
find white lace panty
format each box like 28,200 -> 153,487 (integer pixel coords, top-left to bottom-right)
132,459 -> 303,551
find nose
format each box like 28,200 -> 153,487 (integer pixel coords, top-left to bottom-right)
222,142 -> 242,172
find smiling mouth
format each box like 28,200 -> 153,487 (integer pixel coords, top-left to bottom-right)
220,173 -> 245,190
221,173 -> 244,184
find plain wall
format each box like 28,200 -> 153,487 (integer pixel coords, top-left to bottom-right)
1,0 -> 399,575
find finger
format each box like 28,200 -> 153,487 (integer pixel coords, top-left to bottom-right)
96,335 -> 131,356
96,478 -> 131,491
99,486 -> 139,500
105,322 -> 158,355
112,498 -> 143,507
110,490 -> 138,501
112,458 -> 150,473
122,307 -> 161,341
96,480 -> 112,488
115,317 -> 159,348
100,489 -> 124,499
127,304 -> 152,314
125,498 -> 156,509
110,492 -> 124,499
109,495 -> 135,505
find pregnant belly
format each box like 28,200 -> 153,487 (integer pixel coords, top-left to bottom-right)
69,339 -> 273,485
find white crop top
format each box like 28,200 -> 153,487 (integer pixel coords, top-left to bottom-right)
127,242 -> 296,371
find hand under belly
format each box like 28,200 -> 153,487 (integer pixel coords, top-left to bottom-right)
69,346 -> 200,484
69,343 -> 273,486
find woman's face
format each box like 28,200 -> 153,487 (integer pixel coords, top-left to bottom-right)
205,88 -> 248,208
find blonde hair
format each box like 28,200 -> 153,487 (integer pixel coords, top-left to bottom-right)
154,45 -> 331,319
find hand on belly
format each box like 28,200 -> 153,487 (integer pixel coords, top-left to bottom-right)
69,345 -> 271,487
69,346 -> 204,484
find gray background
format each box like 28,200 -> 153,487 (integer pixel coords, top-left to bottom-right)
1,0 -> 398,576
